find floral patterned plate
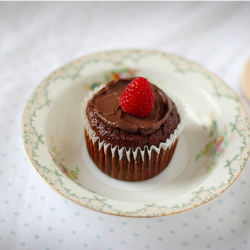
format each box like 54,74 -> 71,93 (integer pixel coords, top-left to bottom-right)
22,50 -> 250,217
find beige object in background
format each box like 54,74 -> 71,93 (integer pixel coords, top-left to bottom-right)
242,57 -> 250,102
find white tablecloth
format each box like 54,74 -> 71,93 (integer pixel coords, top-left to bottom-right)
1,2 -> 250,250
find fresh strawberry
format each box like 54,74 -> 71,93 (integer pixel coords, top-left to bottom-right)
119,77 -> 155,118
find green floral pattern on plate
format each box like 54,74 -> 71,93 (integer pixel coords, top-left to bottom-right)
49,135 -> 80,180
196,114 -> 235,173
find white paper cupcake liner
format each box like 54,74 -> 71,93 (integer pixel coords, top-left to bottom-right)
82,84 -> 186,162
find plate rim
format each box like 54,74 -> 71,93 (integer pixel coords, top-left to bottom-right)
21,49 -> 250,217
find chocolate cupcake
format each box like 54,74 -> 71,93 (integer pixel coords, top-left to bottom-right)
82,77 -> 185,181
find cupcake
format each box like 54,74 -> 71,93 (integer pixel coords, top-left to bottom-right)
82,77 -> 185,181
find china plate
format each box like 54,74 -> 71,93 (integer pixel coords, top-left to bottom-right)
22,50 -> 250,217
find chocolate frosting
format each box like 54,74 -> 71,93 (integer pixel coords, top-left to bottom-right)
90,78 -> 172,136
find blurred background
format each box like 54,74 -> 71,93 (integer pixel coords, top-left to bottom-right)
1,2 -> 250,250
1,2 -> 250,92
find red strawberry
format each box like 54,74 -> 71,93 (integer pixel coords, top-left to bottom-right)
119,77 -> 155,118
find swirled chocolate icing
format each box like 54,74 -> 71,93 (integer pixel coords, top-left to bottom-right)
90,78 -> 172,136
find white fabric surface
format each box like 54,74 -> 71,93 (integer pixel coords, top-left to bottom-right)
1,2 -> 250,250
